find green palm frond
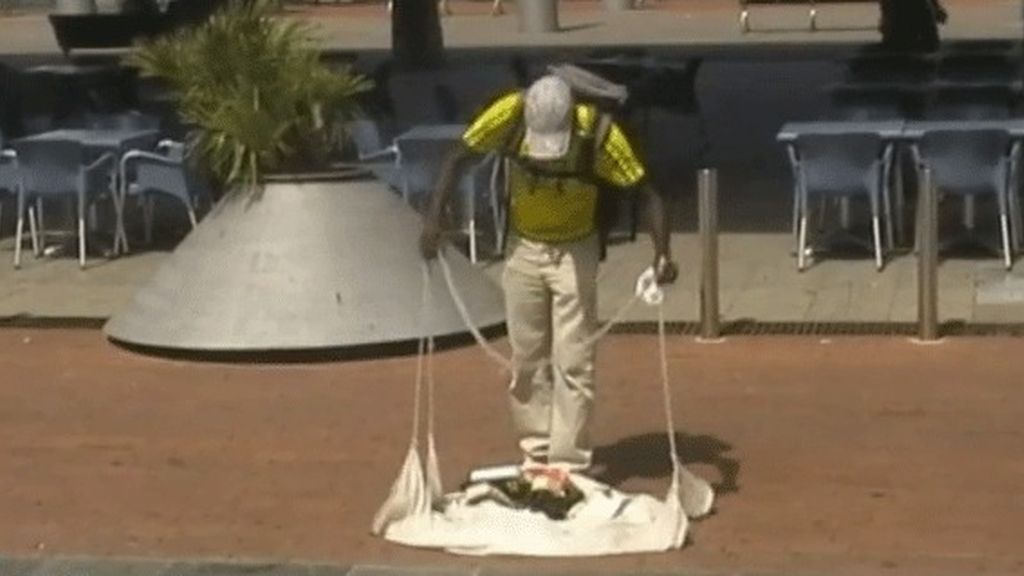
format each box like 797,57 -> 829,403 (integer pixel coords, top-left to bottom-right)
126,0 -> 373,193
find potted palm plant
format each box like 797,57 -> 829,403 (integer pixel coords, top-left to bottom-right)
127,0 -> 372,191
104,0 -> 506,356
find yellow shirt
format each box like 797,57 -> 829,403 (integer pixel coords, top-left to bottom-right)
462,92 -> 646,243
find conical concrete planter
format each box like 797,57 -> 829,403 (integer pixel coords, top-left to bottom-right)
104,173 -> 506,354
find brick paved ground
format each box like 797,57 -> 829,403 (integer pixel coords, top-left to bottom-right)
0,329 -> 1022,575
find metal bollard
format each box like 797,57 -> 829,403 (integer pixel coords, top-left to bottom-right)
698,168 -> 721,341
518,0 -> 559,33
604,0 -> 634,10
917,165 -> 939,341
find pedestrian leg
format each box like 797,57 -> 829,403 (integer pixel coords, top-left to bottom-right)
502,239 -> 555,465
547,235 -> 600,472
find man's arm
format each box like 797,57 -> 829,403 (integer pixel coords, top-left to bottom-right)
640,181 -> 677,284
591,117 -> 677,284
419,143 -> 479,259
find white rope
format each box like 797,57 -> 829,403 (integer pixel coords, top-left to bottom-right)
424,265 -> 437,446
401,256 -> 713,523
434,250 -> 682,470
408,265 -> 431,448
437,252 -> 516,371
409,264 -> 441,448
436,251 -> 643,373
657,300 -> 681,471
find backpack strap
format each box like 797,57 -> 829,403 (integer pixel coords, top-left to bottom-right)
498,95 -> 526,249
586,111 -> 614,181
589,111 -> 617,262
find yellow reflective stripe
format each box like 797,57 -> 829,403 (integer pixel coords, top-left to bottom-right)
596,122 -> 646,188
462,92 -> 524,153
575,103 -> 646,188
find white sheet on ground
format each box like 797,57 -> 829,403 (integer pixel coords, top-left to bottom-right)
373,452 -> 708,557
370,263 -> 714,557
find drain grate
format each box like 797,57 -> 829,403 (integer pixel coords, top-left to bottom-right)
0,316 -> 106,330
4,317 -> 1024,339
609,321 -> 1024,337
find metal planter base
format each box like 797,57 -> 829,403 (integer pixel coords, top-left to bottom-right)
104,174 -> 505,355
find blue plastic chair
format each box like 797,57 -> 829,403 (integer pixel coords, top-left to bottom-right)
348,117 -> 405,192
0,129 -> 45,252
10,139 -> 116,269
121,139 -> 210,247
395,134 -> 502,263
913,129 -> 1018,269
790,132 -> 894,271
349,117 -> 396,161
0,130 -> 19,236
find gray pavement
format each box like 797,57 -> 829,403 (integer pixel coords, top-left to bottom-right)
5,229 -> 1024,327
0,0 -> 1021,57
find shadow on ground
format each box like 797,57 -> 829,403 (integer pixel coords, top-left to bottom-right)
593,431 -> 740,494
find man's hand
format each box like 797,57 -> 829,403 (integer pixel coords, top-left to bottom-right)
654,255 -> 678,285
419,225 -> 443,261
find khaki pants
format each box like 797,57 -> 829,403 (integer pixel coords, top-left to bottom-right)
501,234 -> 600,471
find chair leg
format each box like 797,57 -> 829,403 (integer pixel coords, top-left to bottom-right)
629,194 -> 639,242
78,200 -> 87,269
1001,213 -> 1013,270
488,158 -> 505,256
491,205 -> 504,256
27,205 -> 39,258
88,204 -> 99,234
964,196 -> 976,231
882,182 -> 895,252
187,207 -> 198,228
144,194 -> 155,245
894,150 -> 906,245
1009,187 -> 1023,251
797,186 -> 810,271
14,215 -> 24,269
872,216 -> 884,271
797,214 -> 809,271
791,185 -> 801,255
469,216 -> 478,264
839,197 -> 851,230
35,197 -> 44,256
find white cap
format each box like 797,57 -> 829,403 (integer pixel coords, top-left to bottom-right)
523,75 -> 573,160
